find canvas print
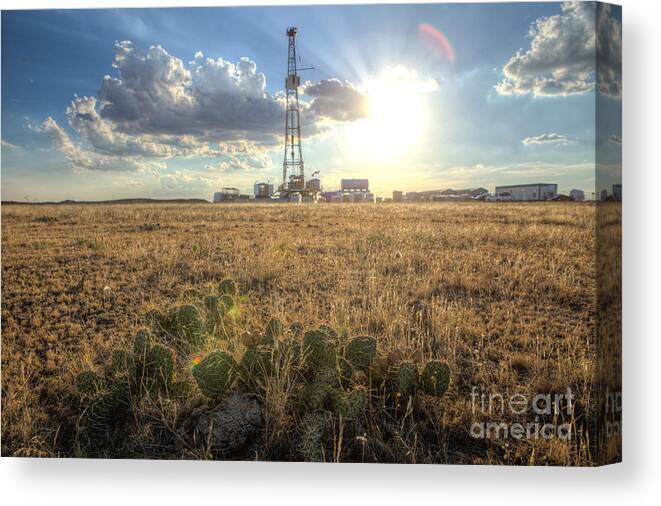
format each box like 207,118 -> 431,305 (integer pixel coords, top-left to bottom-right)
1,1 -> 621,465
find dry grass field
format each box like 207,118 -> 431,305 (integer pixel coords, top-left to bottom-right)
1,201 -> 608,464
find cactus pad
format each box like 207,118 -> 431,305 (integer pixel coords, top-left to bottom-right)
392,362 -> 418,399
144,344 -> 175,390
303,330 -> 336,370
133,330 -> 152,358
332,387 -> 369,420
172,305 -> 206,352
346,336 -> 377,371
110,349 -> 134,377
76,371 -> 104,397
419,361 -> 451,397
218,278 -> 237,296
191,351 -> 237,398
239,346 -> 273,385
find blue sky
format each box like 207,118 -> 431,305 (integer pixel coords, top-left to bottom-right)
1,2 -> 621,201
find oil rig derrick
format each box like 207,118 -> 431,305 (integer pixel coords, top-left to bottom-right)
280,26 -> 317,201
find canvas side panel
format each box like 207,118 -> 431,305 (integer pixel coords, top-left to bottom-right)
594,1 -> 622,466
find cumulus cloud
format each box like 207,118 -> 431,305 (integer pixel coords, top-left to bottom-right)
99,42 -> 283,143
608,134 -> 622,145
522,133 -> 568,145
40,40 -> 371,174
496,2 -> 621,98
40,117 -> 165,173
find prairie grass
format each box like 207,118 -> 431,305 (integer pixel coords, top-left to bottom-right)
1,202 -> 604,464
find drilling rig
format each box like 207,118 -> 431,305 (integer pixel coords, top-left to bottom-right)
280,27 -> 317,201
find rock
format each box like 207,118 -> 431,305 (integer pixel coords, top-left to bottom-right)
195,393 -> 263,454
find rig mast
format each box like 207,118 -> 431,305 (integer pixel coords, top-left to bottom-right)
281,27 -> 309,198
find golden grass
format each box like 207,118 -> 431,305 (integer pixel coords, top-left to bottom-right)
1,201 -> 612,463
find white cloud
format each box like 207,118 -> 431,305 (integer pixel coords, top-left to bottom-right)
496,2 -> 621,98
522,133 -> 568,145
39,40 -> 372,178
608,134 -> 622,145
158,169 -> 222,192
40,117 -> 165,173
1,139 -> 20,151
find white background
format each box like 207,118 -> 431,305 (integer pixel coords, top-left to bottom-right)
1,0 -> 659,504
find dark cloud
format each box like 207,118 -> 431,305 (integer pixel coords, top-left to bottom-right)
302,79 -> 369,122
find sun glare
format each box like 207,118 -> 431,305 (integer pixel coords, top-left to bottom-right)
346,67 -> 436,161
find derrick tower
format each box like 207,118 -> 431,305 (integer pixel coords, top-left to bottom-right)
282,27 -> 305,195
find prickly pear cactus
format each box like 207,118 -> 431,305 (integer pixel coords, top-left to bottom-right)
331,387 -> 368,420
76,370 -> 104,397
203,295 -> 221,315
172,305 -> 206,352
239,346 -> 273,387
110,349 -> 134,378
77,382 -> 131,457
318,325 -> 338,341
144,344 -> 175,390
203,295 -> 223,328
218,278 -> 237,296
191,351 -> 237,398
300,379 -> 336,412
183,288 -> 203,302
419,361 -> 451,397
219,294 -> 236,312
133,330 -> 152,358
299,411 -> 333,462
392,362 -> 418,399
303,330 -> 336,370
346,336 -> 377,371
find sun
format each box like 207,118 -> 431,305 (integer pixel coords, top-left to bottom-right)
345,67 -> 436,161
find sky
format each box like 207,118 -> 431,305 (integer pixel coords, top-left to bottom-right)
1,2 -> 622,201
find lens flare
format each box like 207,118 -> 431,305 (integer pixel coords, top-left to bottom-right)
418,23 -> 455,63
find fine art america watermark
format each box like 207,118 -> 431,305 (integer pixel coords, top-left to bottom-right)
469,387 -> 575,441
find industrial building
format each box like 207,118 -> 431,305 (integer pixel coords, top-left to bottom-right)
253,182 -> 274,199
317,178 -> 374,203
494,183 -> 557,201
613,184 -> 622,201
341,179 -> 369,192
392,190 -> 403,202
569,189 -> 585,201
213,188 -> 244,202
406,188 -> 488,201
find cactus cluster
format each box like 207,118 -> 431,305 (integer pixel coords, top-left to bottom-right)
142,279 -> 246,358
71,280 -> 454,460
